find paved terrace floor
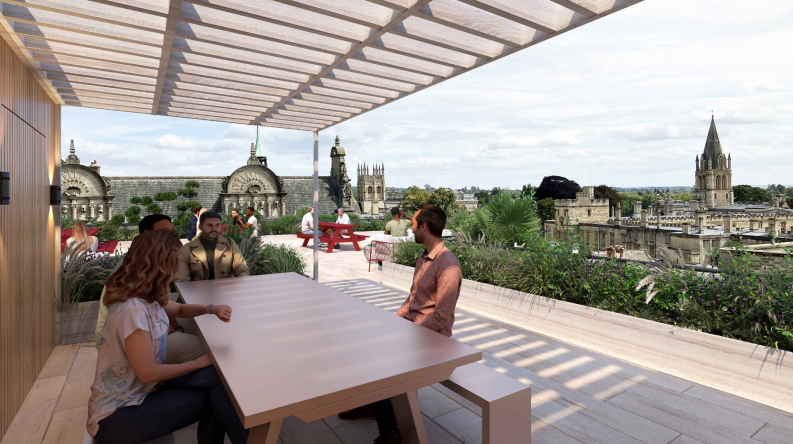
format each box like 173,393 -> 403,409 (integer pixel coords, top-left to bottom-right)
4,232 -> 793,444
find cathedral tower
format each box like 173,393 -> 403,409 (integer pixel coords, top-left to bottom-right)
357,162 -> 385,215
694,116 -> 733,208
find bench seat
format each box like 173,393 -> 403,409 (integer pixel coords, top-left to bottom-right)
84,431 -> 173,444
441,362 -> 532,444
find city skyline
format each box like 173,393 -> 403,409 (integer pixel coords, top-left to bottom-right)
61,0 -> 793,189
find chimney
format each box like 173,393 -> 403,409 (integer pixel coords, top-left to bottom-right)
615,203 -> 621,225
89,160 -> 100,175
723,215 -> 732,233
682,223 -> 691,235
697,215 -> 705,233
641,210 -> 648,228
633,201 -> 642,216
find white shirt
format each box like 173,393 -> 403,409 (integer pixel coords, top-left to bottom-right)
247,215 -> 259,237
301,212 -> 314,233
66,236 -> 99,253
336,213 -> 350,225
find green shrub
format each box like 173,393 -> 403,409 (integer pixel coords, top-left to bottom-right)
259,215 -> 300,235
222,225 -> 254,245
422,234 -> 793,351
393,241 -> 425,267
260,243 -> 307,275
61,214 -> 75,229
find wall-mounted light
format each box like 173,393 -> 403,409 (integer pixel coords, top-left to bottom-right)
1,172 -> 9,205
50,185 -> 61,206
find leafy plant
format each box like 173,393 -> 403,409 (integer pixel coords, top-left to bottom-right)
260,243 -> 307,275
472,190 -> 539,246
393,240 -> 426,266
61,214 -> 75,229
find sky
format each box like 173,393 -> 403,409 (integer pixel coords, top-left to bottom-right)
61,0 -> 793,190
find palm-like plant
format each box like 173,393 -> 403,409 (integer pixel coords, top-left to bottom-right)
473,190 -> 540,246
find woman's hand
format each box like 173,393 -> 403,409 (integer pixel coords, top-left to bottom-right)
210,304 -> 232,322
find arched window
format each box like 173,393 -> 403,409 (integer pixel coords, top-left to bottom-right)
376,186 -> 382,197
367,186 -> 373,195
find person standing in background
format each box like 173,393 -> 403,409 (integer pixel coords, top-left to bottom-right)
231,209 -> 243,226
244,207 -> 258,238
384,207 -> 412,238
187,206 -> 201,241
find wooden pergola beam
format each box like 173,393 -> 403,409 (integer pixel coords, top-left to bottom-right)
152,0 -> 183,114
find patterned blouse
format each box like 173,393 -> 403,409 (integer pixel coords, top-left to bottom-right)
87,298 -> 169,437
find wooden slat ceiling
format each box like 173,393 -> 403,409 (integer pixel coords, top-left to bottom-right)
0,0 -> 643,132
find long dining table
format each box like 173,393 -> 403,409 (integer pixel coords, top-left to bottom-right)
176,273 -> 482,443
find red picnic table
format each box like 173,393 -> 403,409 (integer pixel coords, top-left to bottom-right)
61,227 -> 101,253
296,222 -> 369,253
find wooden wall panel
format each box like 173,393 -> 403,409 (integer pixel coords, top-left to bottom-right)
0,37 -> 61,440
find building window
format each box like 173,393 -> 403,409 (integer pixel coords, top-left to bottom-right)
587,209 -> 591,217
367,186 -> 373,195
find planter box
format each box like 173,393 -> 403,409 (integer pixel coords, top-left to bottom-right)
382,262 -> 793,414
56,300 -> 100,345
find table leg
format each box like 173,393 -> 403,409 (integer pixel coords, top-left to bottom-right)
248,418 -> 282,444
391,390 -> 428,444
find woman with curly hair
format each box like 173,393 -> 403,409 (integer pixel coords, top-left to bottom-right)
87,230 -> 249,444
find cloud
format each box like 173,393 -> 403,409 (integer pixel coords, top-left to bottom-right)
740,77 -> 785,94
60,0 -> 793,188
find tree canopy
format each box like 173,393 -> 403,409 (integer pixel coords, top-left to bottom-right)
400,186 -> 431,212
428,188 -> 465,215
534,176 -> 581,201
594,185 -> 622,208
536,197 -> 556,221
733,185 -> 773,203
400,186 -> 464,215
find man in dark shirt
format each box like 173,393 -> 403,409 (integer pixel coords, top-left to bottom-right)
187,206 -> 201,241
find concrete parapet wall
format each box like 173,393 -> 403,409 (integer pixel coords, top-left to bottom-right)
382,262 -> 793,414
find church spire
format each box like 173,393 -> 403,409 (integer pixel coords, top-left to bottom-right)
703,115 -> 723,158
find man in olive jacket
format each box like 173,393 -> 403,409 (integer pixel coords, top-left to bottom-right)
175,210 -> 250,282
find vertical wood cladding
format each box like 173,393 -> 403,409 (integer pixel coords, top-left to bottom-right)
0,37 -> 60,439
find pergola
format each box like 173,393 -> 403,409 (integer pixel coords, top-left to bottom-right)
0,0 -> 644,278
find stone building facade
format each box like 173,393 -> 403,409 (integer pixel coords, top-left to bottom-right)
60,140 -> 114,221
357,163 -> 385,215
543,117 -> 793,263
554,186 -> 610,225
61,136 -> 369,222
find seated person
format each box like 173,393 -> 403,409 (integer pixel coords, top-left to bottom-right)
340,205 -> 463,444
95,214 -> 204,365
336,207 -> 351,235
175,211 -> 249,282
384,207 -> 412,238
87,230 -> 249,444
301,206 -> 315,235
66,221 -> 99,253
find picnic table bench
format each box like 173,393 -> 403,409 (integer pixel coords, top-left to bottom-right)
296,222 -> 369,253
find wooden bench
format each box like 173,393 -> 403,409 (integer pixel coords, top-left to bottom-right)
84,431 -> 173,444
440,362 -> 532,444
